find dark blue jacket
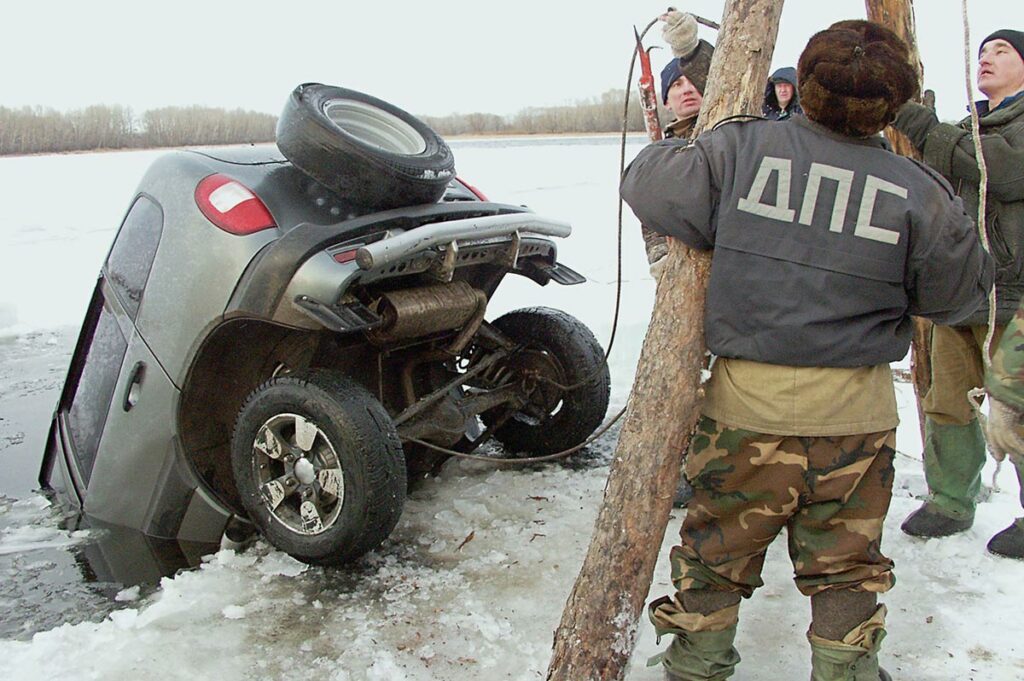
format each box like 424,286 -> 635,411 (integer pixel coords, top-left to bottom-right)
621,116 -> 993,367
762,67 -> 804,121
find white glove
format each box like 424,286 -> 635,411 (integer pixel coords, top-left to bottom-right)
661,9 -> 700,58
985,397 -> 1024,464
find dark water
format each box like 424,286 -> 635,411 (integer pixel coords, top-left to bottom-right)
0,325 -> 620,640
0,330 -> 213,638
0,329 -> 74,498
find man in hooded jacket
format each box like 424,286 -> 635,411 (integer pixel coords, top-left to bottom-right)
762,66 -> 804,120
622,20 -> 992,681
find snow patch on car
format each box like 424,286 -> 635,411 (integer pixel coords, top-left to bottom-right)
419,168 -> 453,180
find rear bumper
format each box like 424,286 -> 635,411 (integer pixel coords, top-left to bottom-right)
355,213 -> 572,270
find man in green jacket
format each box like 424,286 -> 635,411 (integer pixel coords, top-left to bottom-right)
891,29 -> 1024,559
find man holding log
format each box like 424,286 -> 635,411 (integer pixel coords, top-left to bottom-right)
890,29 -> 1024,560
622,20 -> 993,681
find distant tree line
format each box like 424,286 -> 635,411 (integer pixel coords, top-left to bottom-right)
0,105 -> 276,155
420,89 -> 649,136
1,89 -> 652,156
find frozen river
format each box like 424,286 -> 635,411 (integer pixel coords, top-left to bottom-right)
0,136 -> 1022,680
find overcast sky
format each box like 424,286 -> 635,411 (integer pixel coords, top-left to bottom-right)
0,1 -> 1012,123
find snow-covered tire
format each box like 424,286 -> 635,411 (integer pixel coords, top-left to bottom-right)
484,307 -> 610,455
276,83 -> 455,210
231,370 -> 406,565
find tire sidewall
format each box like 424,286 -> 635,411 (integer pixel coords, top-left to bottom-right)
276,83 -> 454,209
489,307 -> 610,455
231,372 -> 405,564
303,85 -> 448,171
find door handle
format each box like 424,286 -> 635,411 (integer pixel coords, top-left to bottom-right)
123,361 -> 146,411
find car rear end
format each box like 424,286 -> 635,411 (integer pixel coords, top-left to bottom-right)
41,144 -> 589,548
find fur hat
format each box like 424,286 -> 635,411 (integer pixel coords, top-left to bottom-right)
797,20 -> 919,137
660,39 -> 715,104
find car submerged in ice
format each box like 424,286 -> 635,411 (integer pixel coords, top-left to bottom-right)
39,84 -> 610,566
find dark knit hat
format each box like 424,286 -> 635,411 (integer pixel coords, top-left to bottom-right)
797,20 -> 919,137
660,39 -> 715,104
980,30 -> 1024,63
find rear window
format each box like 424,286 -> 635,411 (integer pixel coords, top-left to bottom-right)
105,196 -> 163,320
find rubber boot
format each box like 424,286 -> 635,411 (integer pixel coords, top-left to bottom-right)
648,595 -> 741,680
661,627 -> 741,681
808,602 -> 888,681
902,419 -> 984,536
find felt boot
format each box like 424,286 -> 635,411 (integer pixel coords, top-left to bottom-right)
900,502 -> 972,538
988,520 -> 1024,560
903,419 -> 985,536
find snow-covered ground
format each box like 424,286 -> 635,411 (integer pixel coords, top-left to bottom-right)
0,138 -> 1022,680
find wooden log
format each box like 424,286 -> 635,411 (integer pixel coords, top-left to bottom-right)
865,0 -> 932,446
545,3 -> 784,680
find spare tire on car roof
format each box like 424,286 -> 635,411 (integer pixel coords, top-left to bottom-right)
276,83 -> 455,210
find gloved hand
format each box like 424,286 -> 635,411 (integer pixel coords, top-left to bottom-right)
985,397 -> 1024,464
642,226 -> 668,277
660,8 -> 699,58
890,101 -> 939,153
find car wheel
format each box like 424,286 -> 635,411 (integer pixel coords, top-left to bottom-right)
276,83 -> 455,210
231,370 -> 406,565
483,307 -> 610,455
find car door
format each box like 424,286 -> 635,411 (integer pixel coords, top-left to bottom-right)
43,196 -> 171,512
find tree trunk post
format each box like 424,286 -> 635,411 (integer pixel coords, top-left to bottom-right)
545,3 -> 785,680
865,0 -> 932,446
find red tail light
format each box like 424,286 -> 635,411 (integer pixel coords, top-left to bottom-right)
195,174 -> 276,235
456,176 -> 489,201
333,249 -> 359,264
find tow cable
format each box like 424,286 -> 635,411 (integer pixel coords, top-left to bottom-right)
412,12 -> 727,466
403,17 -> 682,466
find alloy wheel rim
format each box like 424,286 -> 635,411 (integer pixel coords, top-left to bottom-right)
252,412 -> 345,536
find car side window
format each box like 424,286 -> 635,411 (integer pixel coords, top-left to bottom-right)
66,298 -> 129,485
105,196 -> 163,320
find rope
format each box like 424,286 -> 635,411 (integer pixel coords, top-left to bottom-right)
407,405 -> 627,466
960,0 -> 1002,489
961,0 -> 995,365
392,20 -> 667,467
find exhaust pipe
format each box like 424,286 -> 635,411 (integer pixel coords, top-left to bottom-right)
367,281 -> 487,348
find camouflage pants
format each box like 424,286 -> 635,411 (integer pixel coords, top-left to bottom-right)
671,417 -> 896,603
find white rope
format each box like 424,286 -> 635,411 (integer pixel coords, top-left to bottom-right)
961,0 -> 1002,489
961,0 -> 994,360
